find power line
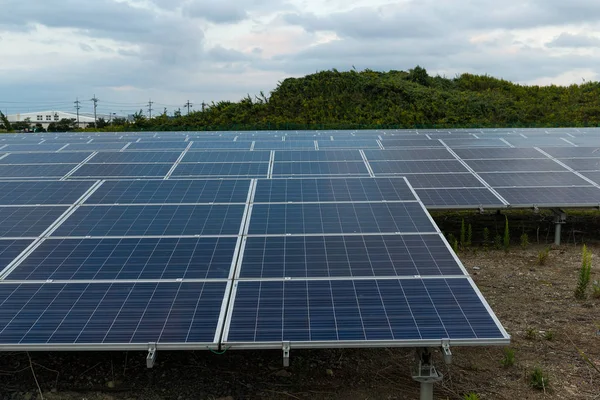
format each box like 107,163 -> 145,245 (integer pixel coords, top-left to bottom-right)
74,98 -> 81,128
184,100 -> 193,115
148,99 -> 154,119
90,95 -> 99,126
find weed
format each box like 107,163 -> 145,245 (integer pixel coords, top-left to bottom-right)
467,223 -> 472,247
593,281 -> 600,299
500,347 -> 515,368
530,366 -> 550,391
544,330 -> 555,341
503,216 -> 510,251
494,234 -> 502,250
483,227 -> 490,250
448,233 -> 459,253
463,393 -> 480,400
520,233 -> 529,249
575,245 -> 592,300
525,328 -> 537,340
537,247 -> 550,265
460,219 -> 466,249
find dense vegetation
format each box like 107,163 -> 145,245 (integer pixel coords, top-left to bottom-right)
3,67 -> 600,132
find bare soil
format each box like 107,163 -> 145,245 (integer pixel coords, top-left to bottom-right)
1,245 -> 599,400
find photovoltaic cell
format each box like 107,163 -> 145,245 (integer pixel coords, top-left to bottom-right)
317,140 -> 380,149
0,282 -> 226,344
126,142 -> 189,151
479,172 -> 590,187
414,188 -> 504,208
464,159 -> 567,173
379,139 -> 443,148
272,162 -> 369,176
4,144 -> 66,152
171,163 -> 268,177
0,152 -> 92,164
541,147 -> 600,158
254,141 -> 315,150
0,240 -> 34,270
85,179 -> 251,204
370,160 -> 469,174
0,206 -> 67,237
452,148 -> 546,160
402,173 -> 483,189
0,181 -> 94,205
7,237 -> 238,281
495,187 -> 600,206
254,178 -> 416,203
225,278 -> 505,343
581,171 -> 600,186
239,235 -> 461,278
558,158 -> 600,172
0,164 -> 76,179
182,151 -> 271,163
247,202 -> 434,235
190,142 -> 252,150
70,163 -> 172,178
363,149 -> 454,161
91,151 -> 182,163
63,143 -> 127,151
51,205 -> 245,237
275,150 -> 363,162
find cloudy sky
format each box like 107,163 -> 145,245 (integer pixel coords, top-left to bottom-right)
1,0 -> 600,115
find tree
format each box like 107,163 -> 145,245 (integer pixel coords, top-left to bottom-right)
0,110 -> 11,131
407,65 -> 430,86
96,117 -> 108,129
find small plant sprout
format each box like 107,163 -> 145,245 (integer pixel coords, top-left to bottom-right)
460,219 -> 466,249
503,216 -> 510,251
575,245 -> 593,300
520,233 -> 529,249
530,366 -> 550,391
543,330 -> 555,341
483,227 -> 490,250
467,223 -> 472,247
463,393 -> 480,400
537,247 -> 550,266
593,281 -> 600,299
525,328 -> 537,340
500,347 -> 515,368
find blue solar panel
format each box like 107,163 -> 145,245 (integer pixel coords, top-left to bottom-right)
273,161 -> 368,176
275,151 -> 363,162
541,146 -> 600,158
7,237 -> 238,280
379,139 -> 443,148
0,164 -> 75,178
559,158 -> 600,171
224,278 -> 506,343
52,205 -> 245,237
91,151 -> 182,163
479,172 -> 590,187
0,240 -> 34,270
254,141 -> 315,150
4,144 -> 65,152
415,188 -> 504,208
317,140 -> 380,149
247,203 -> 434,235
465,159 -> 567,173
71,163 -> 172,178
254,178 -> 416,203
453,148 -> 545,160
495,187 -> 600,206
363,149 -> 454,161
0,282 -> 226,344
0,152 -> 92,164
0,181 -> 94,205
0,207 -> 67,237
182,151 -> 271,163
85,180 -> 250,204
239,235 -> 461,278
171,163 -> 268,177
403,173 -> 483,189
127,142 -> 189,150
65,143 -> 127,151
191,142 -> 251,150
370,160 -> 469,174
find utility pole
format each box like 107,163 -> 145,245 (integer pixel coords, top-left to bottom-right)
148,99 -> 154,119
184,100 -> 192,115
202,101 -> 206,112
90,94 -> 98,126
74,98 -> 81,128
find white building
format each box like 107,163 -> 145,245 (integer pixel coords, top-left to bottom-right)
7,111 -> 96,129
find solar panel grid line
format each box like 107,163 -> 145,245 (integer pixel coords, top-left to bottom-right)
120,143 -> 132,152
0,145 -> 7,151
499,138 -> 515,148
534,148 -> 600,189
60,152 -> 99,181
56,144 -> 70,152
359,150 -> 375,177
0,154 -> 8,161
438,140 -> 509,206
164,142 -> 194,180
560,138 -> 578,147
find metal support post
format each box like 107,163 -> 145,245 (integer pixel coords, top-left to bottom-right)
412,348 -> 443,400
282,342 -> 291,367
146,343 -> 157,368
552,209 -> 566,246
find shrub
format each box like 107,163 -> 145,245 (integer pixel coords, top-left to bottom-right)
520,233 -> 529,249
500,347 -> 515,368
530,366 -> 549,391
575,245 -> 592,300
537,247 -> 550,265
448,233 -> 459,253
494,234 -> 502,250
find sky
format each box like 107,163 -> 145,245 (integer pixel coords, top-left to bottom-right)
1,0 -> 600,115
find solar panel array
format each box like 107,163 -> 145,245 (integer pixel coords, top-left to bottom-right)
2,126 -> 597,352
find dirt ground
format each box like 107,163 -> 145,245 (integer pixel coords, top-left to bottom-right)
1,244 -> 599,400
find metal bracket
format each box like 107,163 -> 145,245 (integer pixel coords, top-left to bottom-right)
412,348 -> 443,400
146,342 -> 157,369
478,206 -> 484,214
552,208 -> 567,223
533,205 -> 539,214
441,340 -> 452,365
282,342 -> 291,367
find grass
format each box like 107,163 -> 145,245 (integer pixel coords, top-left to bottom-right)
520,233 -> 529,249
575,245 -> 593,300
537,247 -> 550,266
525,328 -> 537,340
500,347 -> 515,368
530,366 -> 550,391
543,330 -> 555,341
593,281 -> 600,299
463,393 -> 480,400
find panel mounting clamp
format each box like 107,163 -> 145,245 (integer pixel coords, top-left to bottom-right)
282,341 -> 291,367
146,342 -> 157,368
441,340 -> 452,365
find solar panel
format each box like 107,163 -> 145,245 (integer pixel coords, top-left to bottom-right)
317,140 -> 380,149
272,161 -> 369,176
171,163 -> 268,177
0,206 -> 67,237
70,163 -> 172,178
0,152 -> 92,164
559,158 -> 600,172
275,150 -> 363,162
0,240 -> 34,269
247,203 -> 435,235
452,148 -> 546,160
223,278 -> 506,345
127,142 -> 189,150
370,160 -> 469,174
581,171 -> 600,186
62,143 -> 127,151
0,181 -> 94,205
254,178 -> 416,203
239,234 -> 462,278
479,172 -> 591,187
444,138 -> 508,148
494,187 -> 600,207
91,151 -> 182,163
464,159 -> 567,173
541,147 -> 600,158
6,237 -> 238,281
4,144 -> 66,152
403,173 -> 484,189
190,142 -> 252,150
51,205 -> 245,237
182,151 -> 271,163
379,139 -> 443,148
254,141 -> 315,150
85,179 -> 251,204
363,149 -> 454,161
0,164 -> 76,179
0,281 -> 227,345
415,188 -> 504,208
